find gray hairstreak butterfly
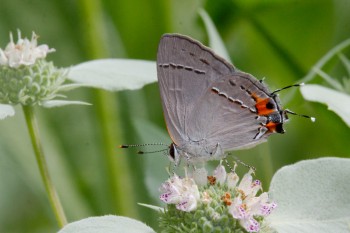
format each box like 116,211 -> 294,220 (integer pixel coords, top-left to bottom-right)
155,33 -> 314,165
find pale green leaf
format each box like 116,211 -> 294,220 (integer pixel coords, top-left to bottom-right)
267,157 -> 350,233
58,215 -> 156,233
0,104 -> 15,119
68,59 -> 157,91
41,100 -> 91,108
56,83 -> 92,92
138,203 -> 164,213
300,84 -> 350,127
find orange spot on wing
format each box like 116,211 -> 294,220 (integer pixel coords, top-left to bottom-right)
265,122 -> 278,132
252,93 -> 275,116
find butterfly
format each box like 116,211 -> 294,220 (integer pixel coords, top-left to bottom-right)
157,34 -> 311,165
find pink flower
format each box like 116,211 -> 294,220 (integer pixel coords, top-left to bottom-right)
213,162 -> 227,185
159,175 -> 200,212
228,169 -> 277,232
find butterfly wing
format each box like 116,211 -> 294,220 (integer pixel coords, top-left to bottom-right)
157,34 -> 235,145
187,71 -> 274,151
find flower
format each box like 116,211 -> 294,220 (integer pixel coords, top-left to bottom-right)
0,30 -> 89,119
158,162 -> 277,233
159,174 -> 200,212
213,161 -> 227,185
0,30 -> 55,68
228,169 -> 277,232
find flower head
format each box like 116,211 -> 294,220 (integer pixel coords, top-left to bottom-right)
0,30 -> 88,119
0,30 -> 55,68
159,163 -> 277,232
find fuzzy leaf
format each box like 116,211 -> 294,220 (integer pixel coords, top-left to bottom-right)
68,59 -> 157,91
0,104 -> 15,119
138,203 -> 164,213
267,157 -> 350,233
58,215 -> 156,233
56,83 -> 92,92
300,84 -> 350,127
41,100 -> 91,108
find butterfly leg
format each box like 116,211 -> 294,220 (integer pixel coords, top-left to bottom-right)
211,143 -> 225,160
223,157 -> 237,173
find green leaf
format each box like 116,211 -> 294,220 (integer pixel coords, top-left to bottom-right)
58,215 -> 156,233
41,100 -> 92,108
68,59 -> 157,91
300,84 -> 350,127
267,157 -> 350,233
198,8 -> 231,62
138,203 -> 164,213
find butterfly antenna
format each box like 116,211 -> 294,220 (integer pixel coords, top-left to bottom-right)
271,83 -> 304,95
285,109 -> 316,122
119,143 -> 170,154
119,142 -> 167,148
137,148 -> 169,154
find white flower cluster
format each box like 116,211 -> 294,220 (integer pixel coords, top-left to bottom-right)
159,163 -> 277,232
0,30 -> 55,68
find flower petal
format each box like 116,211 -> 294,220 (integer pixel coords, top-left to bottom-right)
240,217 -> 260,233
41,100 -> 91,108
0,104 -> 15,119
176,194 -> 198,212
300,84 -> 350,127
227,172 -> 239,189
192,167 -> 208,186
213,163 -> 227,185
58,215 -> 156,233
68,59 -> 157,91
267,157 -> 350,233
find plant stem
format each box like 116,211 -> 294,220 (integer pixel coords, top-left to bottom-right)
78,0 -> 139,217
22,105 -> 67,227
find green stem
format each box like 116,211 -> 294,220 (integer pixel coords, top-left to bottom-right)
300,38 -> 350,83
78,0 -> 138,216
22,105 -> 67,227
284,38 -> 350,103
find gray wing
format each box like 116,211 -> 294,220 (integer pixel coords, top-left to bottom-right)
187,72 -> 272,151
157,34 -> 235,145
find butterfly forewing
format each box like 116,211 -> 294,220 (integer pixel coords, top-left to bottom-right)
157,34 -> 235,145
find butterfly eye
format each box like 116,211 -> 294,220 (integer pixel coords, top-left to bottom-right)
169,143 -> 176,161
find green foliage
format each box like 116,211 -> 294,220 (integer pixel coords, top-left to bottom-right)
0,0 -> 350,232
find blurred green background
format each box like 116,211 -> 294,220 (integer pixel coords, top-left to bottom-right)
1,0 -> 350,232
